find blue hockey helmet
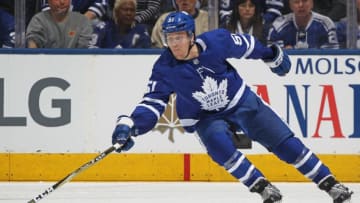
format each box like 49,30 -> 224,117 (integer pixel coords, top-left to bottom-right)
162,11 -> 195,35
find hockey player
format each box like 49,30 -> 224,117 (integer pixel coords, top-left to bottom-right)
111,11 -> 353,203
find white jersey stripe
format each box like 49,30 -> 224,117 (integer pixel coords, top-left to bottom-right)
143,97 -> 167,107
136,103 -> 160,119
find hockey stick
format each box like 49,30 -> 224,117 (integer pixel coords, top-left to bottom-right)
27,143 -> 122,203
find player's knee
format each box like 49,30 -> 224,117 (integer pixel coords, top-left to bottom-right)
272,136 -> 308,164
196,120 -> 229,142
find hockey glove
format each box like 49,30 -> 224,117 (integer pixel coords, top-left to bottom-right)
112,115 -> 135,152
263,44 -> 291,76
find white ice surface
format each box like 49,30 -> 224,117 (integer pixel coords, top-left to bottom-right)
1,182 -> 359,203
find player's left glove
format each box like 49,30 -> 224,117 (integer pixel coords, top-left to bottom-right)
263,44 -> 291,76
111,115 -> 135,152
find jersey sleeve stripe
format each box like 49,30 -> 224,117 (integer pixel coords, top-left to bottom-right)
241,35 -> 255,59
143,97 -> 167,107
136,103 -> 161,119
266,8 -> 282,16
88,7 -> 103,17
266,0 -> 284,7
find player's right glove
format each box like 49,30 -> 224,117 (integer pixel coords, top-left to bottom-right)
263,44 -> 291,76
111,115 -> 135,153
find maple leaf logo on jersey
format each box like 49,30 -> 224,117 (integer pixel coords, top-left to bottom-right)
153,94 -> 185,142
192,76 -> 229,111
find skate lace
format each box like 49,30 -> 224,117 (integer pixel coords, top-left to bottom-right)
261,184 -> 282,203
328,184 -> 353,203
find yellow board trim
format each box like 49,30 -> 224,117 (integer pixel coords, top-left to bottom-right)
0,153 -> 359,182
0,153 -> 9,180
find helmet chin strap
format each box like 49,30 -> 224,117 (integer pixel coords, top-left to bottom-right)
182,42 -> 195,60
182,34 -> 195,60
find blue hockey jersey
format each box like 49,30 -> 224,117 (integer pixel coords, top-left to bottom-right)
90,20 -> 151,48
0,8 -> 14,48
267,12 -> 339,49
130,28 -> 274,134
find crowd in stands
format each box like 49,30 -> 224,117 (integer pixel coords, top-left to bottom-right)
0,0 -> 358,49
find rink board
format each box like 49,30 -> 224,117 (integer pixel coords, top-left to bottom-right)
0,49 -> 359,182
0,153 -> 359,182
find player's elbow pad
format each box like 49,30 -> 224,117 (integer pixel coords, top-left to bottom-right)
263,44 -> 291,76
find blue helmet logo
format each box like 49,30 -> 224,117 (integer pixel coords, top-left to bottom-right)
162,11 -> 195,34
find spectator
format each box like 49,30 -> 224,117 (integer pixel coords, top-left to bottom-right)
26,0 -> 93,48
282,0 -> 347,22
313,0 -> 346,22
267,0 -> 339,49
220,0 -> 284,29
336,0 -> 360,48
224,0 -> 265,43
158,0 -> 205,20
90,0 -> 151,48
41,0 -> 109,21
0,8 -> 15,48
134,0 -> 161,31
159,0 -> 175,14
0,0 -> 41,26
151,0 -> 208,48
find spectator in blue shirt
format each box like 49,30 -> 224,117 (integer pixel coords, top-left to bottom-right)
267,0 -> 339,49
90,0 -> 151,48
0,8 -> 15,48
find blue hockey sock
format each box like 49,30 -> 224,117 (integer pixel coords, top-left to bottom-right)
196,120 -> 265,188
272,137 -> 331,184
223,150 -> 265,187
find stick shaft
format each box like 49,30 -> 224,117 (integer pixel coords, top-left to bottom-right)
28,143 -> 121,203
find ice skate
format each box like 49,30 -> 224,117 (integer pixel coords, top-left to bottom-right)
250,178 -> 282,203
328,183 -> 353,203
319,176 -> 353,203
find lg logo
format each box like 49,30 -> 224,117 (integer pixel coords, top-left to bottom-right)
0,77 -> 71,127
